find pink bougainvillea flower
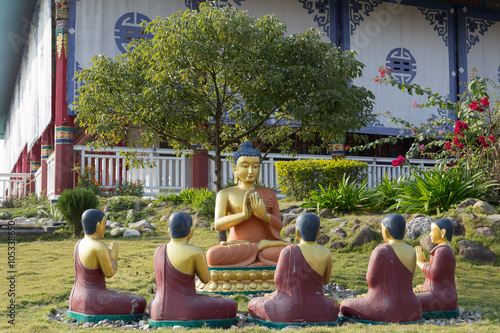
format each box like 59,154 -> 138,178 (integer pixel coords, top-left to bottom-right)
453,137 -> 461,145
480,97 -> 490,107
420,144 -> 424,149
345,145 -> 350,149
458,143 -> 464,150
374,78 -> 379,82
478,136 -> 485,142
444,142 -> 452,150
482,141 -> 489,148
469,101 -> 479,111
411,101 -> 420,108
391,155 -> 406,167
453,128 -> 463,137
487,135 -> 496,143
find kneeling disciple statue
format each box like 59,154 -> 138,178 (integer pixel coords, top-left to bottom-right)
148,212 -> 237,328
67,209 -> 147,322
248,213 -> 339,328
414,218 -> 458,319
339,214 -> 423,324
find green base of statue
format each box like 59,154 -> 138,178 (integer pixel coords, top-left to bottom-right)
422,309 -> 459,320
196,266 -> 276,295
248,316 -> 339,329
66,310 -> 147,323
148,317 -> 237,328
338,315 -> 425,325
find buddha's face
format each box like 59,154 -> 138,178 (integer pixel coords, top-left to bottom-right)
233,155 -> 260,184
430,223 -> 445,244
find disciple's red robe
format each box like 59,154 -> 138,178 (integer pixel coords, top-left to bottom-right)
149,243 -> 237,321
416,244 -> 457,312
340,243 -> 423,323
248,244 -> 339,323
69,240 -> 147,315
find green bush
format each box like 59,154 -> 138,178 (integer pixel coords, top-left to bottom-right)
376,173 -> 405,211
276,159 -> 367,201
155,188 -> 216,218
105,196 -> 143,212
390,164 -> 499,215
57,188 -> 99,237
301,175 -> 379,214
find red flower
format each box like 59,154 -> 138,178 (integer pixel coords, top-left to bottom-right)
480,97 -> 490,107
374,78 -> 379,82
453,128 -> 463,137
391,155 -> 406,167
444,142 -> 452,150
478,136 -> 485,142
457,143 -> 464,150
453,137 -> 461,145
487,135 -> 496,143
469,101 -> 479,111
482,141 -> 489,148
411,101 -> 420,108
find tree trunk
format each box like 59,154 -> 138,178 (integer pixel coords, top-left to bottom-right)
214,152 -> 227,242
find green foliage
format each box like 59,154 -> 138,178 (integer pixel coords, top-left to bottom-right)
115,180 -> 144,197
39,201 -> 65,222
1,195 -> 22,208
301,175 -> 379,214
375,173 -> 405,211
390,165 -> 498,215
74,165 -> 102,196
154,188 -> 216,218
105,196 -> 143,212
276,159 -> 367,201
57,188 -> 99,237
73,3 -> 374,192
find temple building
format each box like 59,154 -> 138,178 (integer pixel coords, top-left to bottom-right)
1,0 -> 499,198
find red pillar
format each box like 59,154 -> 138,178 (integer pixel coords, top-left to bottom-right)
41,129 -> 54,196
54,0 -> 74,196
29,141 -> 42,193
191,149 -> 209,189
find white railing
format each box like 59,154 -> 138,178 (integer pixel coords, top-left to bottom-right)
74,145 -> 187,195
46,152 -> 56,198
0,173 -> 31,203
345,156 -> 439,188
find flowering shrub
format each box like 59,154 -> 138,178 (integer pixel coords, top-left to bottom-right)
116,180 -> 144,197
351,67 -> 500,198
74,164 -> 102,196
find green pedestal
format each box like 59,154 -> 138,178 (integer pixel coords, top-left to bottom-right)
422,309 -> 459,320
338,315 -> 425,325
66,310 -> 147,323
248,316 -> 339,329
148,317 -> 237,328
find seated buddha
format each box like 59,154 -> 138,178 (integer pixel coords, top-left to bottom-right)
68,209 -> 147,317
339,214 -> 423,324
206,142 -> 288,267
248,213 -> 339,326
414,218 -> 457,318
149,212 -> 237,324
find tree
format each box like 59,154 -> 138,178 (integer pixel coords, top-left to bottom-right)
74,3 -> 375,240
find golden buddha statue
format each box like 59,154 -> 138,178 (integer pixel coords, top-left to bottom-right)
414,218 -> 458,318
206,142 -> 288,267
248,213 -> 339,326
68,209 -> 147,320
149,212 -> 237,327
339,214 -> 423,324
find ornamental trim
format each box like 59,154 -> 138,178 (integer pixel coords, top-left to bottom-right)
417,8 -> 449,47
350,0 -> 383,36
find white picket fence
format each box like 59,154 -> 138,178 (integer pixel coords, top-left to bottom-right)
2,146 -> 438,202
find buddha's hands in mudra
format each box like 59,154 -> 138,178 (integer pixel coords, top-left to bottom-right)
248,191 -> 268,222
109,242 -> 119,260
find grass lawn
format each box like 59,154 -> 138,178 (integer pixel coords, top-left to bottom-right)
0,200 -> 498,332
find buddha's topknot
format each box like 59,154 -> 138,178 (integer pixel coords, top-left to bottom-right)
233,142 -> 261,165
